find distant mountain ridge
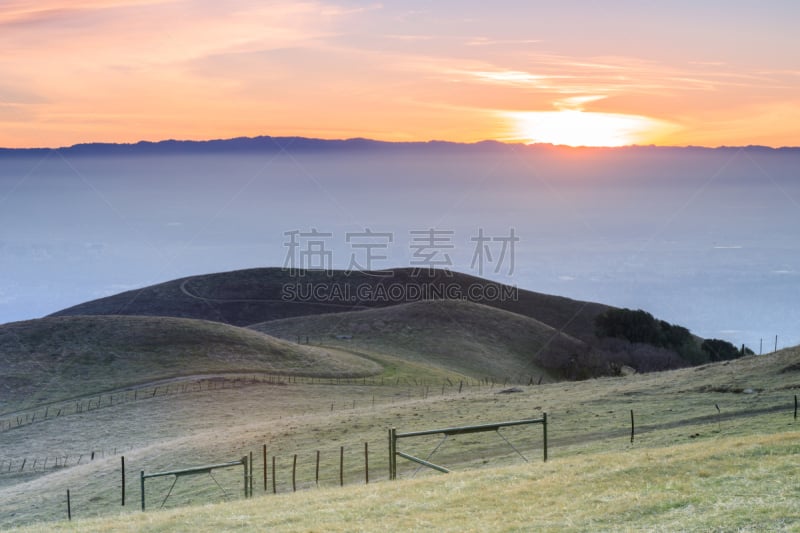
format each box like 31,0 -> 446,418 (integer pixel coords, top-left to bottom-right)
1,135 -> 798,155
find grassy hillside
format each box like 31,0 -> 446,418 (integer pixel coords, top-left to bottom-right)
11,430 -> 799,532
1,342 -> 797,529
0,316 -> 381,412
250,299 -> 588,382
49,268 -> 611,343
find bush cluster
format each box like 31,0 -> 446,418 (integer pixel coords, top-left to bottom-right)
594,308 -> 748,367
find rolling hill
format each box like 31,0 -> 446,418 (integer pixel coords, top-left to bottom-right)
0,315 -> 381,412
1,339 -> 798,530
49,267 -> 611,343
250,299 -> 588,383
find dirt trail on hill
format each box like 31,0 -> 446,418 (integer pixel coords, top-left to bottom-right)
179,278 -> 368,311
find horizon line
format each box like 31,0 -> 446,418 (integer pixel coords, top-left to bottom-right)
2,134 -> 799,152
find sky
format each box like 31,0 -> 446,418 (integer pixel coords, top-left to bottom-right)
1,0 -> 799,148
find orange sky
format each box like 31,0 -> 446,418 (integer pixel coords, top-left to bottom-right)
1,1 -> 799,148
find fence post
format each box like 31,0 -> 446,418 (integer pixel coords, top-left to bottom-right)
388,428 -> 397,480
263,445 -> 267,491
364,442 -> 369,484
630,410 -> 635,444
542,413 -> 548,462
67,489 -> 71,521
292,455 -> 297,492
794,395 -> 797,420
121,456 -> 125,506
140,470 -> 145,511
272,456 -> 276,494
249,451 -> 253,498
339,446 -> 344,487
242,456 -> 248,498
315,451 -> 320,486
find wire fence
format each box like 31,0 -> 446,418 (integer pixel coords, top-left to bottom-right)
0,448 -> 127,474
0,373 -> 538,434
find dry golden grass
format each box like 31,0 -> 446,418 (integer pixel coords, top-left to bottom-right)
10,431 -> 799,532
0,315 -> 381,411
0,344 -> 798,529
250,299 -> 585,383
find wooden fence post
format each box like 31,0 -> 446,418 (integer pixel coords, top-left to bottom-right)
292,455 -> 297,492
263,445 -> 267,491
339,446 -> 344,487
630,410 -> 635,444
121,456 -> 125,506
543,413 -> 548,462
243,456 -> 248,498
67,489 -> 71,521
272,456 -> 276,494
315,451 -> 320,486
364,442 -> 369,484
388,428 -> 397,480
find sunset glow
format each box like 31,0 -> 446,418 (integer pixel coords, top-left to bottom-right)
507,110 -> 673,147
0,1 -> 798,148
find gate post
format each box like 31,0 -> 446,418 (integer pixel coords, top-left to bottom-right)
242,456 -> 248,498
388,428 -> 397,480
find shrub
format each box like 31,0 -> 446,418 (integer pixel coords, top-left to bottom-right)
701,338 -> 749,362
594,308 -> 704,364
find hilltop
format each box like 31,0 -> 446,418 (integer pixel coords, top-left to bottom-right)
49,268 -> 610,344
46,267 -> 726,379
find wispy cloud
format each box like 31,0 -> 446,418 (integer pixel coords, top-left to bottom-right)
0,1 -> 797,147
466,37 -> 541,46
469,70 -> 566,86
554,95 -> 607,110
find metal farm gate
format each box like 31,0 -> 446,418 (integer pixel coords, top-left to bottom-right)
388,414 -> 547,480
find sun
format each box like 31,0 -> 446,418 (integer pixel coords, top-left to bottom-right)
506,109 -> 670,147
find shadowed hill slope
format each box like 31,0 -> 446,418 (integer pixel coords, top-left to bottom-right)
250,299 -> 588,382
0,315 -> 381,411
49,268 -> 611,343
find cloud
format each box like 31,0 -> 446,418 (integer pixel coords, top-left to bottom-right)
554,95 -> 607,110
465,37 -> 541,46
0,0 -> 172,26
0,2 -> 797,148
0,1 -> 342,66
469,70 -> 563,86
